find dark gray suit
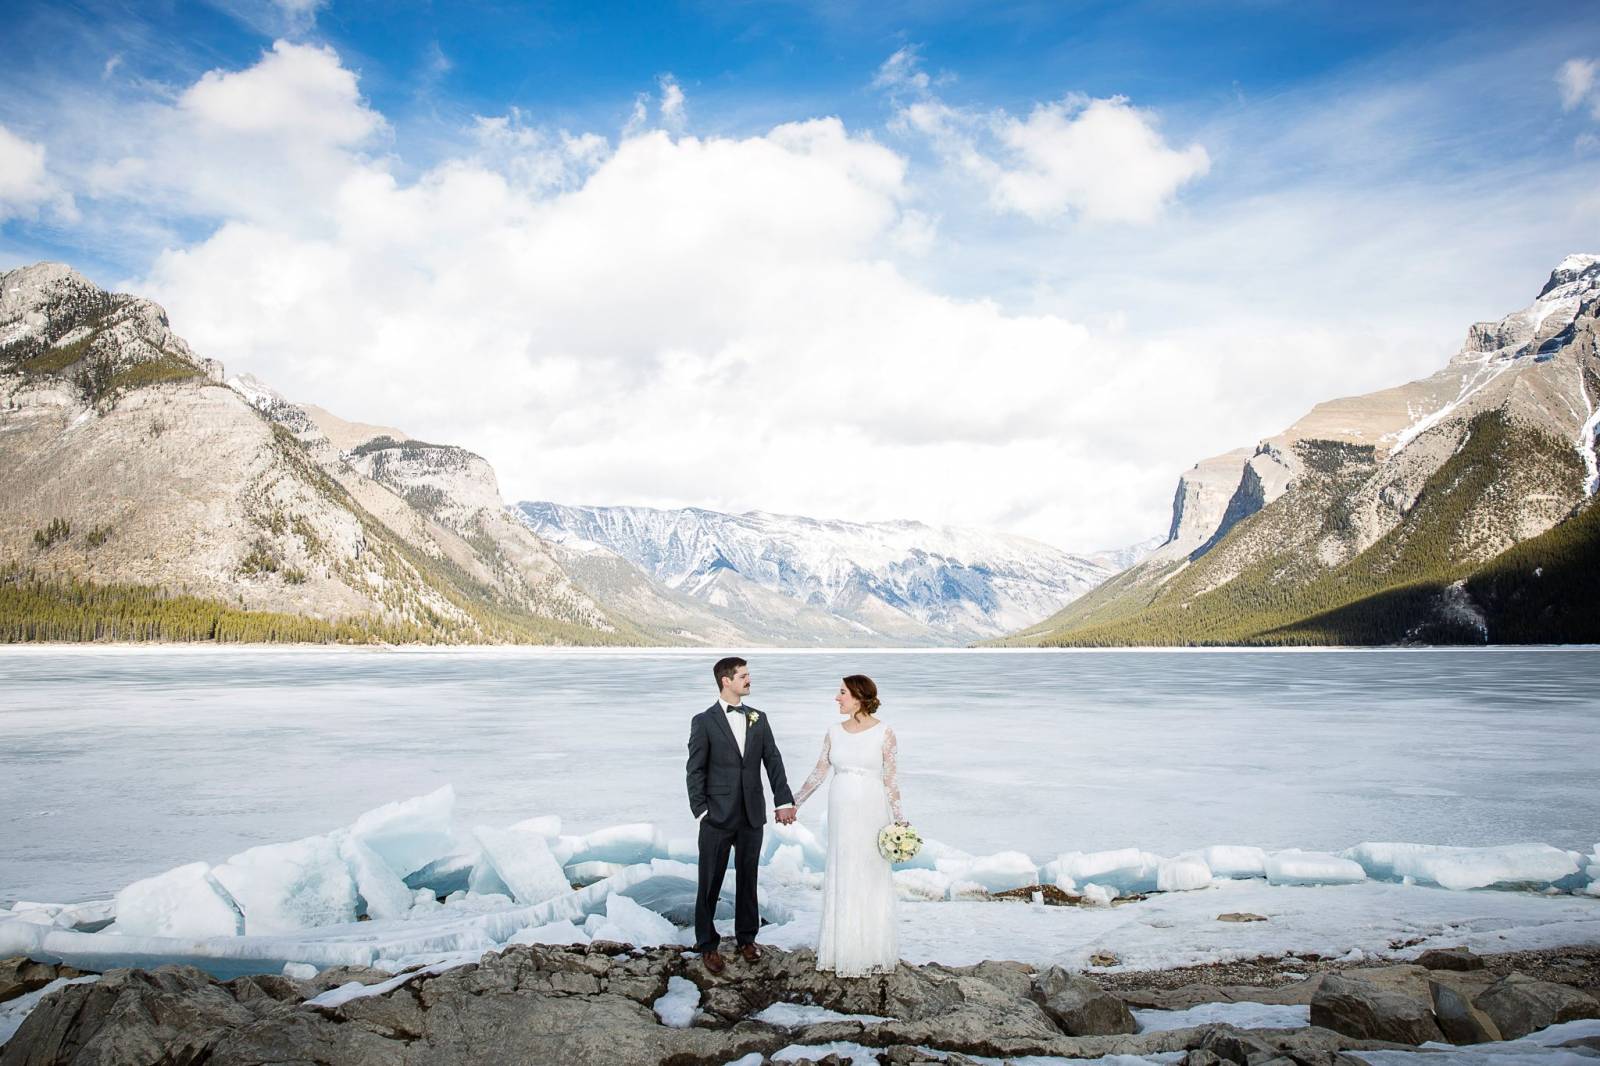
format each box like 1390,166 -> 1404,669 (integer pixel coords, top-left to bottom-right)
686,702 -> 794,952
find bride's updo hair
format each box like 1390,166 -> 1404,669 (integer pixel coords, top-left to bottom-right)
843,674 -> 880,718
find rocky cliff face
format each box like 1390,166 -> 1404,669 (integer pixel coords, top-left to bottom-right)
0,263 -> 626,644
1011,254 -> 1600,646
519,502 -> 1117,645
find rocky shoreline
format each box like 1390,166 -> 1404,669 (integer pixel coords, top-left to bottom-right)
3,941 -> 1598,1065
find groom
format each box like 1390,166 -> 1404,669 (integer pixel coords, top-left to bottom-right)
686,656 -> 795,973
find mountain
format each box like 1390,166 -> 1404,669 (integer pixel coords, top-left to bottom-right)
0,262 -> 632,644
1006,253 -> 1600,646
517,502 -> 1116,645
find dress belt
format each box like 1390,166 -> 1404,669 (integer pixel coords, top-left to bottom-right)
834,766 -> 880,777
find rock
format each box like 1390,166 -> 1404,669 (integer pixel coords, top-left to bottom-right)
1556,1035 -> 1600,1052
1030,967 -> 1138,1036
1250,1055 -> 1368,1066
1089,952 -> 1121,967
1216,913 -> 1268,923
1415,947 -> 1484,972
1180,1051 -> 1227,1066
0,944 -> 1443,1066
1473,973 -> 1600,1040
1428,977 -> 1501,1044
1193,1024 -> 1281,1063
307,964 -> 395,992
1310,973 -> 1444,1045
0,958 -> 87,1004
0,964 -> 270,1066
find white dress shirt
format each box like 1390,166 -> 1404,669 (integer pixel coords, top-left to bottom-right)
698,699 -> 795,820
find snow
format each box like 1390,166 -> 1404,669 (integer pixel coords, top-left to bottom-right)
472,825 -> 570,905
1264,849 -> 1367,886
1392,357 -> 1514,455
1343,843 -> 1585,892
515,501 -> 1116,640
211,833 -> 358,935
1132,1001 -> 1309,1032
305,957 -> 463,1009
1578,367 -> 1600,497
752,1002 -> 891,1027
652,975 -> 700,1028
110,861 -> 241,938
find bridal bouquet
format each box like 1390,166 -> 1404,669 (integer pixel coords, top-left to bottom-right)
878,821 -> 922,863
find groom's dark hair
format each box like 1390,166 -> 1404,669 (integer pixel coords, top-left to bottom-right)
713,656 -> 747,688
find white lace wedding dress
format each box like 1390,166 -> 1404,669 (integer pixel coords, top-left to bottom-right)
792,720 -> 904,977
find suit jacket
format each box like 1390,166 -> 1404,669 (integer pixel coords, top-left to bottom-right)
686,702 -> 794,829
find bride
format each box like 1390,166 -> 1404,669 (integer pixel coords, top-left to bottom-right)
791,674 -> 905,977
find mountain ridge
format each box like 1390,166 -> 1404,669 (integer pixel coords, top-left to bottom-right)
518,500 -> 1128,645
1003,252 -> 1600,646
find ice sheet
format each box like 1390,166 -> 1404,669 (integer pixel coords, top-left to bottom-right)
8,648 -> 1600,907
1343,843 -> 1585,891
212,834 -> 358,935
471,826 -> 569,905
109,862 -> 241,938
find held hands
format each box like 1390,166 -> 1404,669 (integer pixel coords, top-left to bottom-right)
774,807 -> 797,825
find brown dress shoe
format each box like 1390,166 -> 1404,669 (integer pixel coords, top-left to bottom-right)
739,942 -> 762,963
702,950 -> 726,975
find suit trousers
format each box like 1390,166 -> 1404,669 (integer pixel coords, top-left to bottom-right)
694,817 -> 763,952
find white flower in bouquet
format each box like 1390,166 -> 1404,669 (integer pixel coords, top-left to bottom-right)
878,821 -> 921,863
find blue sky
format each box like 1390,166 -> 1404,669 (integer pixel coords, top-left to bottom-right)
2,1 -> 1598,548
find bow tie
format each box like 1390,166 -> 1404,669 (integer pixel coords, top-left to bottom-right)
725,705 -> 745,713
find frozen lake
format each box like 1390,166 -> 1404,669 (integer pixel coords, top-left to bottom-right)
3,645 -> 1597,904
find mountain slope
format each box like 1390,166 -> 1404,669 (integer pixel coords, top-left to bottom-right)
518,502 -> 1116,645
0,262 -> 634,645
1007,253 -> 1600,646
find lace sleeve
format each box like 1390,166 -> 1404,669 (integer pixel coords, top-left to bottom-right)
883,726 -> 904,822
792,731 -> 832,808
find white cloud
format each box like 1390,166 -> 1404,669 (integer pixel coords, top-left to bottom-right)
877,49 -> 1208,225
10,38 -> 1598,551
0,125 -> 76,222
83,41 -> 386,233
872,46 -> 931,94
272,0 -> 324,34
179,40 -> 380,144
659,75 -> 686,130
1557,57 -> 1596,112
990,96 -> 1211,223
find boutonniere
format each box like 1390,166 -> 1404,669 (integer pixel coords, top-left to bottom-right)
747,711 -> 761,726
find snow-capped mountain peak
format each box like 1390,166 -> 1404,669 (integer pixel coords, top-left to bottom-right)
517,502 -> 1127,645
